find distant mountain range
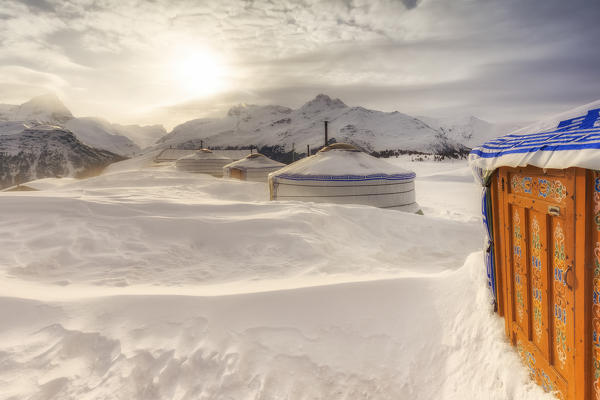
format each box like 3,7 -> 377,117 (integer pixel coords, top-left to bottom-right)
0,93 -> 524,156
155,94 -> 521,155
0,94 -> 166,156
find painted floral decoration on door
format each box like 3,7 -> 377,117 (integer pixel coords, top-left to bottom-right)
511,174 -> 567,203
553,222 -> 568,369
531,216 -> 543,343
514,210 -> 525,324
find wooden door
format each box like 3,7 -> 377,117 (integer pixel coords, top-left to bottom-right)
229,168 -> 244,180
498,166 -> 576,399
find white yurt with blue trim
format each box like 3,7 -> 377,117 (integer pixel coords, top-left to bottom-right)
175,149 -> 232,177
268,143 -> 421,212
223,153 -> 285,182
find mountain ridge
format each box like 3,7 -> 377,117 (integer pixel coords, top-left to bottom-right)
0,94 -> 166,155
154,94 -> 498,155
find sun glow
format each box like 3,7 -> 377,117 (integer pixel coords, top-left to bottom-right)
170,48 -> 228,97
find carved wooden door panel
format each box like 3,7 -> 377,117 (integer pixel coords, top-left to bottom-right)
500,167 -> 575,399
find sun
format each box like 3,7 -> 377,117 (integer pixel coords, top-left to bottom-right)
170,48 -> 227,97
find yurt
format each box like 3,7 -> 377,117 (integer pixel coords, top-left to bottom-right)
268,143 -> 421,212
469,106 -> 600,399
223,153 -> 285,182
175,149 -> 232,177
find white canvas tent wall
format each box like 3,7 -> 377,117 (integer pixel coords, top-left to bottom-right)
175,149 -> 232,177
223,153 -> 285,182
268,143 -> 421,212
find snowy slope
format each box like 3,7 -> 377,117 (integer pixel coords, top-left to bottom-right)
0,121 -> 30,136
64,117 -> 141,156
0,160 -> 553,399
110,123 -> 167,148
419,115 -> 523,148
157,94 -> 468,154
0,125 -> 123,189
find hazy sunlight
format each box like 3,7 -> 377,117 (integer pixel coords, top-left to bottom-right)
170,48 -> 227,97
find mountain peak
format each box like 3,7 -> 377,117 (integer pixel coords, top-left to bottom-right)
300,94 -> 347,113
227,103 -> 258,117
14,93 -> 73,124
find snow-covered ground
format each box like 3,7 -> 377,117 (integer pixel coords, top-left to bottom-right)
0,157 -> 553,399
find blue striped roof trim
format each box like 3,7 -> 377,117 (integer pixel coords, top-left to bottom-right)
471,108 -> 600,159
470,127 -> 600,158
274,172 -> 416,182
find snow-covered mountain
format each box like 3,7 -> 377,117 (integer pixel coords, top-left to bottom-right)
0,94 -> 165,156
0,125 -> 123,189
109,123 -> 167,149
64,117 -> 142,156
0,94 -> 73,124
156,94 -> 468,155
418,115 -> 523,149
156,94 -> 521,155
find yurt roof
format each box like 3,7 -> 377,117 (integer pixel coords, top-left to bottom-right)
177,149 -> 232,161
224,153 -> 285,170
155,148 -> 250,162
469,105 -> 600,184
270,143 -> 415,180
155,148 -> 195,162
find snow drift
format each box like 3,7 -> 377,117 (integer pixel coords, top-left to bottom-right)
0,158 -> 553,399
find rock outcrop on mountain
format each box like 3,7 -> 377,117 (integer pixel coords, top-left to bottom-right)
0,125 -> 124,189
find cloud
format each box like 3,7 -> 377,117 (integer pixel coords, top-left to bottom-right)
401,0 -> 420,10
0,0 -> 598,127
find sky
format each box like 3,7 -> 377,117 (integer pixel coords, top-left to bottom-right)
1,0 -> 599,129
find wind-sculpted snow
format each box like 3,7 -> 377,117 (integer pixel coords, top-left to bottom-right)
0,259 -> 551,399
0,160 -> 553,399
0,168 -> 479,287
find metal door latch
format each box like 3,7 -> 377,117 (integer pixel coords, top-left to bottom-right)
548,206 -> 560,216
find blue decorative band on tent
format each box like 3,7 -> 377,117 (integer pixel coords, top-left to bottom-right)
471,128 -> 600,158
274,172 -> 416,182
470,108 -> 600,160
482,187 -> 497,307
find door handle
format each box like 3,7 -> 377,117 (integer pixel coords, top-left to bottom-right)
564,265 -> 574,289
548,206 -> 560,216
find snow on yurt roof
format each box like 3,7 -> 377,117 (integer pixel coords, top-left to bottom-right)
177,149 -> 231,161
270,143 -> 415,180
469,103 -> 600,184
224,153 -> 284,170
155,148 -> 249,162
